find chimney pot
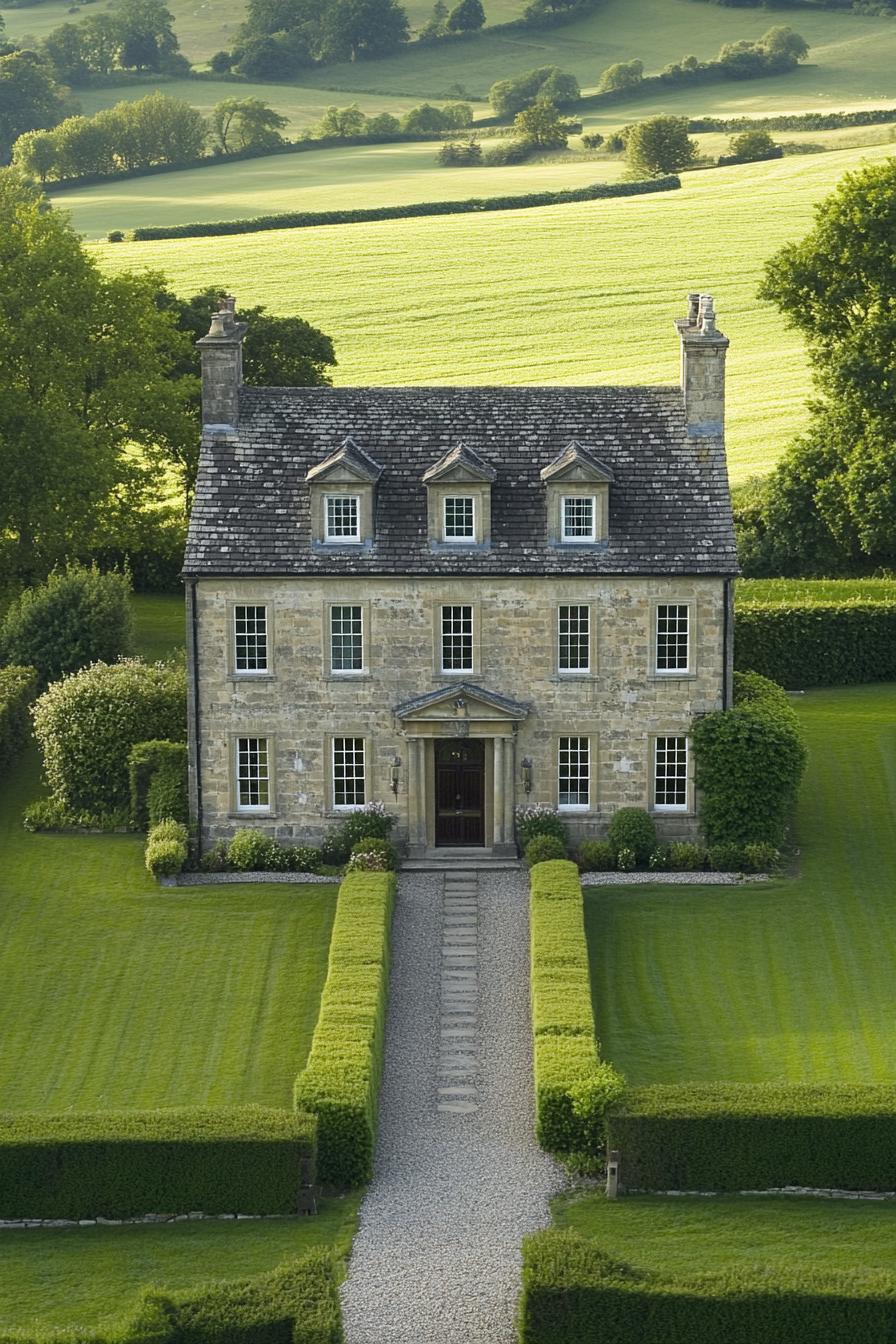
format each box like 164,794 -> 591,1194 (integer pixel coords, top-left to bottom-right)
197,300 -> 247,430
687,292 -> 701,326
674,292 -> 729,440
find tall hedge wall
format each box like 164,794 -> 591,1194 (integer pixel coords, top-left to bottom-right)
530,861 -> 625,1159
605,1083 -> 896,1192
734,603 -> 896,688
519,1228 -> 896,1344
0,1253 -> 343,1344
0,665 -> 38,771
0,1106 -> 316,1219
294,871 -> 396,1187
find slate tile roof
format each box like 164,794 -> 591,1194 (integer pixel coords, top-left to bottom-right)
184,385 -> 739,577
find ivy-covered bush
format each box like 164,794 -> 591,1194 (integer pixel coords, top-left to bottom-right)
576,840 -> 615,872
145,818 -> 189,877
0,564 -> 133,687
516,804 -> 568,849
607,807 -> 656,865
31,659 -> 186,816
525,835 -> 567,867
0,665 -> 39,771
692,670 -> 806,847
129,739 -> 188,829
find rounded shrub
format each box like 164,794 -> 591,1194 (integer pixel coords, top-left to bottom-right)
576,840 -> 615,872
669,840 -> 706,872
288,844 -> 322,874
227,829 -> 278,871
516,804 -> 568,849
607,807 -> 656,865
649,845 -> 672,872
616,847 -> 636,873
145,819 -> 188,878
708,842 -> 747,872
0,564 -> 134,687
31,659 -> 186,814
340,803 -> 395,845
525,834 -> 567,867
350,837 -> 396,870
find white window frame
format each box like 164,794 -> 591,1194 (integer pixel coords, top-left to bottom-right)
442,495 -> 476,544
233,604 -> 269,675
655,603 -> 691,675
324,493 -> 361,544
560,494 -> 597,543
558,735 -> 590,811
235,736 -> 271,813
330,604 -> 365,675
653,736 -> 689,812
332,736 -> 366,810
440,604 -> 474,673
558,604 -> 590,675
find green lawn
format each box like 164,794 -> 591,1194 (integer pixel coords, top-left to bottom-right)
131,591 -> 185,660
93,140 -> 895,482
553,1192 -> 896,1277
585,683 -> 896,1085
737,577 -> 896,606
0,1196 -> 360,1330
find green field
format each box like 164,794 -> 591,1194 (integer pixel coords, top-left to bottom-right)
0,1198 -> 360,1329
0,0 -> 249,64
585,683 -> 896,1085
737,577 -> 896,606
553,1192 -> 896,1277
92,140 -> 895,481
130,591 -> 185,659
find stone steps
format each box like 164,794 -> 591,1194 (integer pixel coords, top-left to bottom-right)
437,871 -> 480,1114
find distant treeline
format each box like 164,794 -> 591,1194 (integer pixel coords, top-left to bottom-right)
690,107 -> 896,130
687,0 -> 895,12
126,175 -> 681,242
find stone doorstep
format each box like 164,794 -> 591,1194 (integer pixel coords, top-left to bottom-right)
436,1100 -> 478,1114
437,1085 -> 477,1097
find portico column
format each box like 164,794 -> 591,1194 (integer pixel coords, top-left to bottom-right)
406,734 -> 419,847
503,734 -> 515,846
414,737 -> 427,848
493,736 -> 505,847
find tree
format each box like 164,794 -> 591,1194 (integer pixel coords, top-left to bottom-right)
313,103 -> 368,137
489,65 -> 576,117
419,0 -> 449,38
11,129 -> 58,183
539,67 -> 580,106
112,0 -> 181,72
0,51 -> 68,164
81,13 -> 122,75
728,128 -> 777,161
0,563 -> 134,687
317,0 -> 410,61
0,172 -> 194,579
597,58 -> 643,93
211,97 -> 288,153
41,22 -> 91,84
625,115 -> 696,176
512,97 -> 568,149
746,158 -> 896,572
366,111 -> 401,135
760,25 -> 809,65
446,0 -> 485,31
400,103 -> 447,134
52,113 -> 116,177
441,101 -> 474,128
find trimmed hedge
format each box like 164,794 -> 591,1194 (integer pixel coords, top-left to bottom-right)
131,176 -> 681,240
519,1227 -> 896,1344
129,739 -> 189,829
294,871 -> 396,1187
0,1253 -> 343,1344
530,861 -> 625,1158
0,665 -> 39,771
717,145 -> 783,165
606,1083 -> 896,1192
0,1106 -> 316,1220
690,108 -> 896,133
734,603 -> 896,687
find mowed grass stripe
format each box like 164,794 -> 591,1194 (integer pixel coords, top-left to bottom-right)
585,685 -> 896,1085
96,142 -> 894,480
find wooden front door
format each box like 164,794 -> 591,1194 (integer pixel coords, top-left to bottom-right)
435,739 -> 485,847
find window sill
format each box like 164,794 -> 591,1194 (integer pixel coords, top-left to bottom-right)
327,671 -> 370,681
649,671 -> 697,682
650,807 -> 694,817
228,673 -> 275,683
228,810 -> 278,820
553,672 -> 597,682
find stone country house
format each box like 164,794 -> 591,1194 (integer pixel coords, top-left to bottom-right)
184,293 -> 738,860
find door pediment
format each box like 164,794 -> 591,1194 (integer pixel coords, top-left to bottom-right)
395,682 -> 529,726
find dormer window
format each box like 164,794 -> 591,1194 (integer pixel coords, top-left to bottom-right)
422,442 -> 495,550
541,442 -> 614,547
306,437 -> 383,550
325,494 -> 360,543
443,495 -> 475,543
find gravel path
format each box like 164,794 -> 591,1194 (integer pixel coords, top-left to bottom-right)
340,869 -> 565,1344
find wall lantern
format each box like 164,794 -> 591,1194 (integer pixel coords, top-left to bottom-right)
521,757 -> 533,793
390,755 -> 402,795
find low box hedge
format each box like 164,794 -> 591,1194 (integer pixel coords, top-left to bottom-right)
530,861 -> 624,1159
734,603 -> 896,688
293,871 -> 396,1187
0,665 -> 39,771
131,176 -> 681,241
129,739 -> 188,829
519,1227 -> 896,1344
606,1083 -> 896,1192
0,1252 -> 343,1344
0,1105 -> 316,1219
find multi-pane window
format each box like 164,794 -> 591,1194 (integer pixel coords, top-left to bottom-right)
325,494 -> 360,542
558,736 -> 590,809
443,496 -> 475,542
654,736 -> 688,810
561,496 -> 596,542
330,605 -> 364,673
333,737 -> 365,808
441,605 -> 473,672
558,605 -> 590,673
236,737 -> 270,811
656,604 -> 690,672
233,605 -> 268,673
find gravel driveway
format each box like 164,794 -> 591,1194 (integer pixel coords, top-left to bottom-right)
340,869 -> 565,1344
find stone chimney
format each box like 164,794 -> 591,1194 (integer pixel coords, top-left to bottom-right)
196,294 -> 248,431
674,292 -> 729,439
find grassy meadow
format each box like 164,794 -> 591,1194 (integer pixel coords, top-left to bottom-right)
0,0 -> 249,63
737,578 -> 896,606
92,140 -> 895,481
585,683 -> 896,1086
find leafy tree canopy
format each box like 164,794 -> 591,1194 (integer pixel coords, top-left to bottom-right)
446,0 -> 485,31
625,114 -> 696,176
0,51 -> 69,164
211,97 -> 288,153
513,96 -> 568,149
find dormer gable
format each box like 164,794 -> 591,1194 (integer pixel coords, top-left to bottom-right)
541,441 -> 613,546
422,441 -> 495,549
306,436 -> 383,547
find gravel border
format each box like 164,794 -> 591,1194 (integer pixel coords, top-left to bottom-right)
581,870 -> 769,886
160,871 -> 339,886
0,1211 -> 298,1230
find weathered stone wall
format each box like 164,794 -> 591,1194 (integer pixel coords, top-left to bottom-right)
192,575 -> 726,848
